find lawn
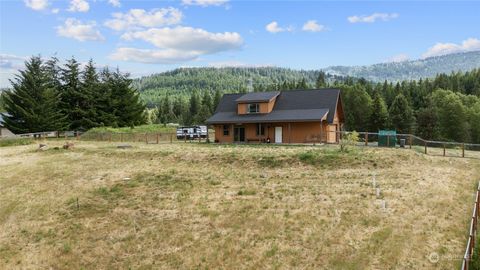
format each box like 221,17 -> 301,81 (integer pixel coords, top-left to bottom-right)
0,141 -> 479,269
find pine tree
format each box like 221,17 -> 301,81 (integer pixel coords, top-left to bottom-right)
109,69 -> 146,127
431,90 -> 468,142
60,57 -> 83,130
201,91 -> 213,114
416,106 -> 438,140
315,71 -> 326,88
388,94 -> 414,134
369,93 -> 389,132
296,78 -> 308,89
3,56 -> 66,133
79,59 -> 101,129
186,91 -> 200,125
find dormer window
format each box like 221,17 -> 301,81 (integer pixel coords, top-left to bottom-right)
247,103 -> 260,114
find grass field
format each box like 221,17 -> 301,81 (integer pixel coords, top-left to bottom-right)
0,141 -> 479,269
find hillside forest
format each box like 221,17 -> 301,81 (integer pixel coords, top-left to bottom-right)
1,57 -> 480,143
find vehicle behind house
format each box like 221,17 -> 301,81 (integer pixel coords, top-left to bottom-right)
176,126 -> 208,140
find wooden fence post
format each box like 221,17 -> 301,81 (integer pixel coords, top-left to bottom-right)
365,132 -> 368,146
387,135 -> 390,147
424,141 -> 427,154
462,143 -> 465,158
443,144 -> 446,156
156,133 -> 159,144
409,135 -> 412,149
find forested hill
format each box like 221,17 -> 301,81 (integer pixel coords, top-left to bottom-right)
133,67 -> 331,106
324,51 -> 480,82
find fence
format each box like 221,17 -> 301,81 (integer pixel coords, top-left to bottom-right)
461,182 -> 480,270
331,131 -> 480,159
78,132 -> 213,144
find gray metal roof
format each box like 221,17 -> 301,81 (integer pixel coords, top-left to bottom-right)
207,88 -> 341,124
235,91 -> 280,103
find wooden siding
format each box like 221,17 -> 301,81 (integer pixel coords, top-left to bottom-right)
213,121 -> 333,144
237,98 -> 276,115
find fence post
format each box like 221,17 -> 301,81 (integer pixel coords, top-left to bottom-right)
145,133 -> 148,144
387,135 -> 390,147
462,143 -> 465,158
443,144 -> 446,157
365,132 -> 368,146
156,133 -> 159,144
409,135 -> 412,149
424,141 -> 427,154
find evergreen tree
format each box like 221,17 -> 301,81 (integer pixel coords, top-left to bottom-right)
109,69 -> 146,127
296,78 -> 308,89
416,106 -> 438,140
3,56 -> 66,133
186,91 -> 200,124
470,102 -> 480,143
341,85 -> 373,131
315,71 -> 326,88
201,91 -> 213,114
60,57 -> 83,130
388,94 -> 414,133
369,93 -> 389,131
79,59 -> 101,129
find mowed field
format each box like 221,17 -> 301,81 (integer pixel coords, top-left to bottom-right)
1,141 -> 479,269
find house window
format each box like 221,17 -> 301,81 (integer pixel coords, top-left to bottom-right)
256,123 -> 265,136
247,103 -> 260,114
223,125 -> 229,136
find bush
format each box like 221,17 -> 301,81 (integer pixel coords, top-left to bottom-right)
340,131 -> 359,152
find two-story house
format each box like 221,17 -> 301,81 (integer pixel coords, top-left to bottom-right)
206,88 -> 344,143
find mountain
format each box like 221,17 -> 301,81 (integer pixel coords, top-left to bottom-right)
323,51 -> 480,82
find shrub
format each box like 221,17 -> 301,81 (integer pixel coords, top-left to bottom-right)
340,131 -> 359,152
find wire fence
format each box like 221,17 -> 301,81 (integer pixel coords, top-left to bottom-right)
461,182 -> 480,270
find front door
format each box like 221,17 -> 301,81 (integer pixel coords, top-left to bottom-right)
275,126 -> 282,143
234,127 -> 245,142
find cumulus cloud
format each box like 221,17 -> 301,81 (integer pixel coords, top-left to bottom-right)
108,0 -> 121,7
422,38 -> 480,58
348,13 -> 399,23
182,0 -> 228,7
104,8 -> 182,31
265,21 -> 293,33
111,26 -> 243,64
24,0 -> 49,10
302,20 -> 326,32
57,18 -> 104,42
385,53 -> 409,63
68,0 -> 89,12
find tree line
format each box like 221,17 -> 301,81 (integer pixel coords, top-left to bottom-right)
152,69 -> 480,143
1,56 -> 145,133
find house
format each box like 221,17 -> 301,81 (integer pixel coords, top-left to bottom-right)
0,113 -> 15,138
206,88 -> 344,144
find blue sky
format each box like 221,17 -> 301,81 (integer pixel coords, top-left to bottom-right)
1,0 -> 480,87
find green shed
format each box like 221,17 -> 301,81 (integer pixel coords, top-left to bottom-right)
378,130 -> 396,147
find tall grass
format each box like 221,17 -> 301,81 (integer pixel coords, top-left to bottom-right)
0,138 -> 33,147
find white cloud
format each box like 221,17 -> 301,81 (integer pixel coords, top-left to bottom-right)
68,0 -> 89,12
302,20 -> 326,32
265,21 -> 293,33
108,0 -> 121,7
24,0 -> 49,10
56,18 -> 105,42
104,8 -> 182,31
0,54 -> 28,88
51,8 -> 60,14
422,38 -> 480,58
111,26 -> 243,64
182,0 -> 228,7
110,48 -> 200,64
386,53 -> 409,63
348,13 -> 399,23
121,26 -> 242,54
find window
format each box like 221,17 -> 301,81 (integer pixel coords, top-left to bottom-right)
247,103 -> 260,114
223,125 -> 229,136
256,123 -> 265,136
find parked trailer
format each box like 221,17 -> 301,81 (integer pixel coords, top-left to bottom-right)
176,126 -> 208,140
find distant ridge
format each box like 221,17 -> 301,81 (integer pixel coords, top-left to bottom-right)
323,51 -> 480,82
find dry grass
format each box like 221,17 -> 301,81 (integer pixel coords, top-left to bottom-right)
0,141 -> 479,269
